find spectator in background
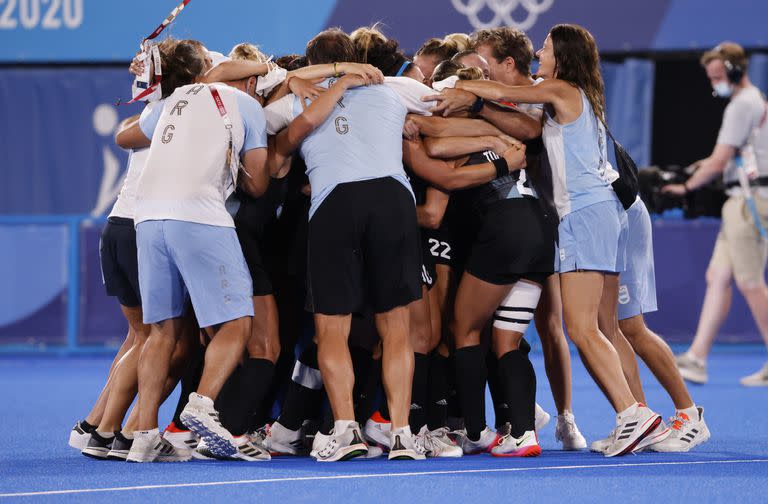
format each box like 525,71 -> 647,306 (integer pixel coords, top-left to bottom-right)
664,42 -> 768,387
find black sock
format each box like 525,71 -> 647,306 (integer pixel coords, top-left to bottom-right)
497,349 -> 536,437
350,346 -> 373,411
355,357 -> 382,424
319,391 -> 334,435
454,345 -> 487,441
80,419 -> 95,431
409,352 -> 429,433
487,351 -> 509,429
379,387 -> 391,421
172,360 -> 203,429
427,352 -> 450,431
278,342 -> 323,431
231,358 -> 275,436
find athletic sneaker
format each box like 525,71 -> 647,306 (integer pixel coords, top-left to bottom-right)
389,427 -> 426,460
740,362 -> 768,387
264,421 -> 306,455
126,429 -> 192,463
589,428 -> 615,454
81,431 -> 114,460
180,393 -> 237,458
106,432 -> 133,461
676,352 -> 708,384
195,437 -> 215,459
535,403 -> 551,431
163,421 -> 210,460
491,427 -> 541,457
313,422 -> 369,462
363,444 -> 384,458
603,403 -> 662,457
232,434 -> 271,461
457,426 -> 500,455
555,411 -> 587,450
633,419 -> 671,452
68,420 -> 95,450
364,412 -> 391,449
649,407 -> 711,452
415,426 -> 463,458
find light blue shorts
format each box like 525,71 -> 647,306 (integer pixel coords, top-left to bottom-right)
136,220 -> 254,328
618,199 -> 658,320
557,199 -> 628,274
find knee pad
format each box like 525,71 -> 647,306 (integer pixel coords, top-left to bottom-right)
493,281 -> 543,334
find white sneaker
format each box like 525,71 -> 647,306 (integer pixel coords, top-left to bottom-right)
491,427 -> 541,457
389,427 -> 426,460
195,437 -> 215,459
313,422 -> 368,462
535,404 -> 551,431
649,407 -> 711,452
633,419 -> 671,452
363,444 -> 384,458
162,422 -> 210,459
415,426 -> 463,458
457,426 -> 500,455
179,393 -> 237,458
310,431 -> 330,459
265,422 -> 306,455
740,362 -> 768,387
364,414 -> 392,449
604,403 -> 662,457
590,428 -> 615,454
126,429 -> 192,463
68,421 -> 95,450
676,352 -> 708,384
232,434 -> 271,461
555,411 -> 587,450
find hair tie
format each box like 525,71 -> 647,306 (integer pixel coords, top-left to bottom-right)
395,60 -> 411,77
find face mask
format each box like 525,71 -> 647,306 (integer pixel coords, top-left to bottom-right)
713,81 -> 733,98
256,60 -> 288,98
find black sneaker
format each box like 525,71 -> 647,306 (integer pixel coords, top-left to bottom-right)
107,432 -> 133,461
82,431 -> 115,460
69,420 -> 95,450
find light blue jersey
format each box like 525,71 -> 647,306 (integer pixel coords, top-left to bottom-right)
542,89 -> 618,219
294,79 -> 413,218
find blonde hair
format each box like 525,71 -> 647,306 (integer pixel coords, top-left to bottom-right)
229,43 -> 269,63
457,66 -> 483,81
443,33 -> 471,52
416,33 -> 469,61
350,24 -> 388,63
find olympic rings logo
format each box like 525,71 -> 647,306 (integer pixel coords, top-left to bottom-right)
451,0 -> 555,31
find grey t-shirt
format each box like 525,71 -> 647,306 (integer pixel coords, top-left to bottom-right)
716,85 -> 768,184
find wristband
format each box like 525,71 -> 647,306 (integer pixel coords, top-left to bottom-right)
492,157 -> 508,178
333,62 -> 341,78
469,96 -> 485,115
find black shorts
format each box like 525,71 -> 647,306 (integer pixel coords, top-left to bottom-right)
307,177 -> 422,315
100,217 -> 141,307
465,198 -> 555,286
420,229 -> 437,290
235,226 -> 273,296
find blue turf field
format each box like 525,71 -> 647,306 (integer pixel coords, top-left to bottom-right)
1,348 -> 767,503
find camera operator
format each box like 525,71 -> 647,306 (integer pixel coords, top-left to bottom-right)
663,42 -> 768,387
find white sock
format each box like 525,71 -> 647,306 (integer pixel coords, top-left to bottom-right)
136,427 -> 159,437
189,392 -> 213,407
686,352 -> 705,366
121,431 -> 134,440
678,405 -> 699,421
334,419 -> 355,434
391,425 -> 413,437
617,403 -> 640,419
95,430 -> 115,439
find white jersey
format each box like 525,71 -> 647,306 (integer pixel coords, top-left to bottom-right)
134,83 -> 268,228
109,102 -> 163,220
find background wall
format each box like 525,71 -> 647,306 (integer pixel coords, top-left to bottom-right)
1,0 -> 767,350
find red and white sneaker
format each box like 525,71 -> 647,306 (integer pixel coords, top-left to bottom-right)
633,418 -> 671,452
162,421 -> 210,460
364,411 -> 391,449
457,426 -> 500,455
491,427 -> 541,457
649,407 -> 711,452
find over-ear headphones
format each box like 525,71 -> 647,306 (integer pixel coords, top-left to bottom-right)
723,58 -> 745,84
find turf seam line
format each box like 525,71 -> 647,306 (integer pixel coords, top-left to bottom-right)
1,458 -> 767,498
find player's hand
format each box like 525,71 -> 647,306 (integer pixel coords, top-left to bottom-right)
661,183 -> 687,196
289,77 -> 326,109
339,63 -> 384,85
129,52 -> 144,76
502,142 -> 527,171
339,73 -> 369,89
402,118 -> 420,140
423,88 -> 477,117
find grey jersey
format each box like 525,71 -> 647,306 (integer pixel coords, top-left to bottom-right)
717,85 -> 768,184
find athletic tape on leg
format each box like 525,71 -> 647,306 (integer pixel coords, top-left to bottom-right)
493,281 -> 542,332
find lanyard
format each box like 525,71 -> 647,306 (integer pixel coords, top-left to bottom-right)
123,0 -> 193,105
209,86 -> 243,195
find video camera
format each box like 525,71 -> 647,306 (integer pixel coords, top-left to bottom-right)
638,165 -> 727,218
